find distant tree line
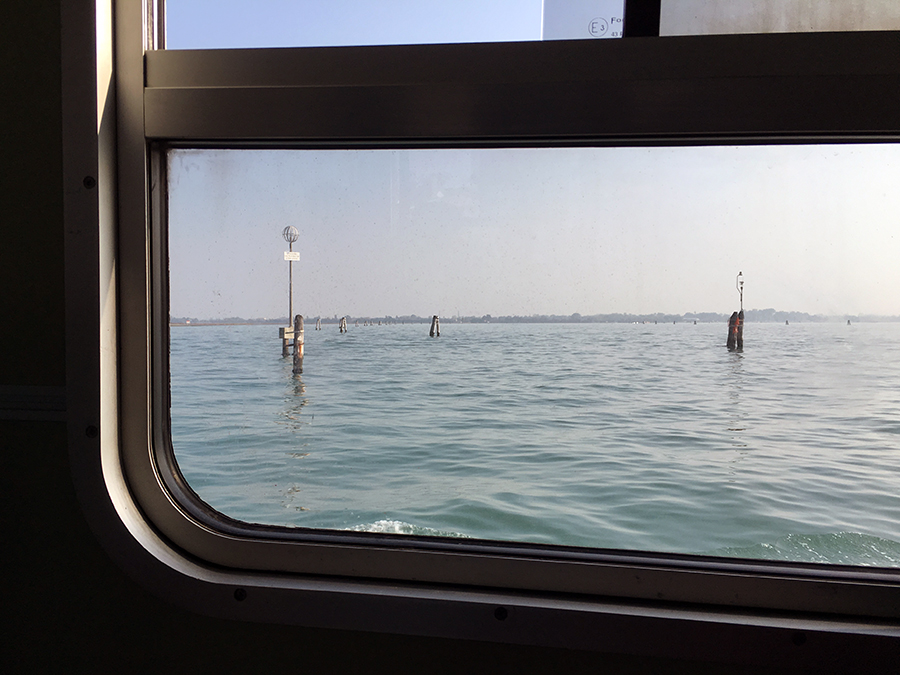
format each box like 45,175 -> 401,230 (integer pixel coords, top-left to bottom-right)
171,310 -> 900,325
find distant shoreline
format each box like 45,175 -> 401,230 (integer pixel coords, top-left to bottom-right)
171,322 -> 261,327
171,311 -> 900,327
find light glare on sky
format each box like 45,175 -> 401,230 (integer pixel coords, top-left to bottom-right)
168,146 -> 900,320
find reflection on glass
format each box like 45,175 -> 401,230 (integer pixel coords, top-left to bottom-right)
541,0 -> 625,41
661,0 -> 900,36
168,145 -> 900,566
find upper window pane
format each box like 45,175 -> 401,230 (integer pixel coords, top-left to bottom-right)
661,0 -> 900,36
163,0 -> 627,50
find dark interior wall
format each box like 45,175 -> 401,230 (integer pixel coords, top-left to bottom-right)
0,4 -> 887,674
1,1 -> 65,387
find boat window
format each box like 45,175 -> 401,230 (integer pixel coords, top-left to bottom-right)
162,1 -> 900,50
104,0 -> 900,624
167,143 -> 900,566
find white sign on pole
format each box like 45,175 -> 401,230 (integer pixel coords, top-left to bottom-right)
542,0 -> 625,41
284,251 -> 300,261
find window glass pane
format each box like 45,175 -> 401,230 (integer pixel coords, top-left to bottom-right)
661,0 -> 900,36
168,145 -> 900,566
163,0 -> 626,50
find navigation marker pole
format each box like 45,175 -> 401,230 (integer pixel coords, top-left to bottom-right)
281,226 -> 300,357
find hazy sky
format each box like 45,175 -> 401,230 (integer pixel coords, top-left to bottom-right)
168,145 -> 900,319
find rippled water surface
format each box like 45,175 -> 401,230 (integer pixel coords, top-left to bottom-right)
171,322 -> 900,565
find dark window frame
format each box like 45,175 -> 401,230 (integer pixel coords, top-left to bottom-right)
65,0 -> 900,659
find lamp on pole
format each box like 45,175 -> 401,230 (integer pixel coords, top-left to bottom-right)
282,226 -> 300,323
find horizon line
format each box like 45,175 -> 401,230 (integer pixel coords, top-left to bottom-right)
170,309 -> 900,325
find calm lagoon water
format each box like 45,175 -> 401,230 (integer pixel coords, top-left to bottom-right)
170,321 -> 900,566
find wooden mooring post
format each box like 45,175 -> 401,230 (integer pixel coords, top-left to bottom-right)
727,272 -> 744,351
316,318 -> 321,330
430,315 -> 440,337
292,314 -> 304,374
339,317 -> 348,333
727,310 -> 744,351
